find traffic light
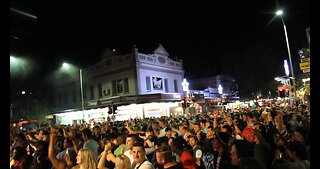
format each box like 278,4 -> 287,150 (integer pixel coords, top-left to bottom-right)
107,105 -> 112,114
112,105 -> 117,114
107,105 -> 117,114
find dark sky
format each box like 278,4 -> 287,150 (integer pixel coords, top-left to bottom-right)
10,0 -> 310,95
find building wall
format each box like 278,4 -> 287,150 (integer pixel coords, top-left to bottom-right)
51,45 -> 185,113
135,44 -> 184,94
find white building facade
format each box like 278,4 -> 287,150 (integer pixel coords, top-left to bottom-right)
51,44 -> 185,125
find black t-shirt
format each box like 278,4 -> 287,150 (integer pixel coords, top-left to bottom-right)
202,138 -> 214,154
165,162 -> 184,169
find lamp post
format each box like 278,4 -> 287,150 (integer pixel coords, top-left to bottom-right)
79,69 -> 85,124
276,10 -> 296,97
62,63 -> 85,124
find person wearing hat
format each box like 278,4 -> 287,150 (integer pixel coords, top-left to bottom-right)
212,132 -> 232,169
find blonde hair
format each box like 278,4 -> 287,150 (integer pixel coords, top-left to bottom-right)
77,148 -> 97,169
104,140 -> 112,152
115,154 -> 131,169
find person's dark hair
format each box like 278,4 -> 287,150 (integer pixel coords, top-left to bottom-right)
206,121 -> 213,127
66,148 -> 77,164
65,137 -> 73,147
159,118 -> 167,125
200,119 -> 207,125
171,136 -> 186,150
127,133 -> 140,142
243,112 -> 254,119
165,127 -> 172,132
116,134 -> 125,145
171,124 -> 178,129
93,125 -> 101,130
156,136 -> 169,147
81,128 -> 93,138
286,140 -> 307,160
156,146 -> 174,162
300,104 -> 307,109
194,122 -> 200,126
232,140 -> 254,159
222,125 -> 233,134
207,126 -> 214,131
188,135 -> 198,142
132,142 -> 145,151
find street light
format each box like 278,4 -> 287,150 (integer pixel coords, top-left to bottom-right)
79,69 -> 85,123
61,62 -> 85,124
276,10 -> 296,97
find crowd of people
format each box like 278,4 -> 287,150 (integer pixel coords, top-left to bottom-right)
10,101 -> 310,169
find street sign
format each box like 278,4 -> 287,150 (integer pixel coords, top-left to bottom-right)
300,58 -> 310,63
303,69 -> 310,73
299,62 -> 310,70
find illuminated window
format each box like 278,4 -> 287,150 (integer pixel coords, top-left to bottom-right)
146,76 -> 151,92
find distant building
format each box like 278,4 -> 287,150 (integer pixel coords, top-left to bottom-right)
50,44 -> 186,124
188,74 -> 239,107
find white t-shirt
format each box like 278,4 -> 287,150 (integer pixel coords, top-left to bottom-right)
124,149 -> 134,165
124,149 -> 149,166
133,160 -> 154,169
159,127 -> 167,138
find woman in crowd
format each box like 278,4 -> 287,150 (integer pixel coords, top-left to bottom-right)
115,154 -> 131,169
73,148 -> 97,169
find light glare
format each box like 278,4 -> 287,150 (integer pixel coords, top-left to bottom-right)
276,10 -> 283,16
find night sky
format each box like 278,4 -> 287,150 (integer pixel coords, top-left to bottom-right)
10,0 -> 310,97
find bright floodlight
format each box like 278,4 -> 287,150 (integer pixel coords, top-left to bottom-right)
21,91 -> 26,95
62,62 -> 70,69
181,78 -> 189,92
276,10 -> 283,16
218,84 -> 223,94
10,56 -> 16,63
284,60 -> 290,76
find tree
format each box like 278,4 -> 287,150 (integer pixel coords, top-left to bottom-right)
25,99 -> 49,128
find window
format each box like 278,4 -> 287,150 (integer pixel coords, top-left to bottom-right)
98,83 -> 102,98
146,76 -> 151,92
164,78 -> 168,92
112,80 -> 117,95
174,80 -> 178,92
117,79 -> 123,93
124,78 -> 129,93
90,85 -> 94,99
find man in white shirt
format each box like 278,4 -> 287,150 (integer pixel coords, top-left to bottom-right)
131,142 -> 154,169
124,133 -> 140,165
